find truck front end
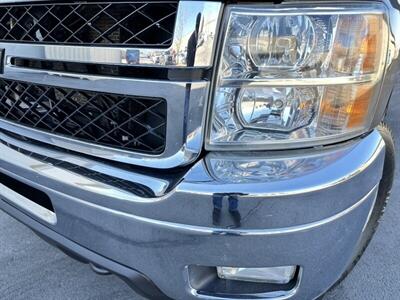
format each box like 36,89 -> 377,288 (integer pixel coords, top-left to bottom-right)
0,0 -> 399,299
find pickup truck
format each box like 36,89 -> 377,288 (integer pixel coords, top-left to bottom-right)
0,0 -> 399,299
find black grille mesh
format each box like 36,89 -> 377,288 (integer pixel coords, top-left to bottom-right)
0,1 -> 177,46
0,79 -> 167,154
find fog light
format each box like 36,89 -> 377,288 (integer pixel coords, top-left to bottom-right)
217,266 -> 296,284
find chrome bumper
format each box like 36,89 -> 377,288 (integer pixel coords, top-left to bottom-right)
0,129 -> 386,299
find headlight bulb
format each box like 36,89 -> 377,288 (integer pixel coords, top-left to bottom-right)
248,15 -> 316,70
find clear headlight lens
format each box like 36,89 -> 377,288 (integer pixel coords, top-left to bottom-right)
248,15 -> 316,70
207,3 -> 388,150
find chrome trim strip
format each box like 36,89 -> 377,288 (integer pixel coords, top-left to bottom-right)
233,6 -> 386,16
0,1 -> 223,67
0,182 -> 57,225
221,74 -> 376,88
0,144 -> 166,203
0,131 -> 171,197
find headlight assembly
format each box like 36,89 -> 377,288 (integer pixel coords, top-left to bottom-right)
207,2 -> 389,150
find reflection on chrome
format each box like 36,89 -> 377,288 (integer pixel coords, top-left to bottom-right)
207,149 -> 351,183
212,193 -> 243,228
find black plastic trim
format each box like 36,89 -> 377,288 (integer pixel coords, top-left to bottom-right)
0,49 -> 4,74
10,57 -> 212,81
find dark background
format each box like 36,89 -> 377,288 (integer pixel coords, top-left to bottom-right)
0,81 -> 399,299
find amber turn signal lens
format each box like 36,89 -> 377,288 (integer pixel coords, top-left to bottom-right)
331,14 -> 384,75
318,83 -> 375,134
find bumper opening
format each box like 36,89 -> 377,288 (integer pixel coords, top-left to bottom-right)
0,171 -> 54,212
188,265 -> 300,298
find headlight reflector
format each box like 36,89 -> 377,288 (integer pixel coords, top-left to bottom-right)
208,3 -> 388,149
238,87 -> 317,132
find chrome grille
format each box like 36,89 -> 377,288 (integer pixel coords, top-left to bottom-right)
0,1 -> 177,46
0,1 -> 221,168
0,79 -> 167,154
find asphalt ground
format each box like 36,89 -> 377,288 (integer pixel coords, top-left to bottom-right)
0,83 -> 399,299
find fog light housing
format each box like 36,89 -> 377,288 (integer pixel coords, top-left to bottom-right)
216,266 -> 297,284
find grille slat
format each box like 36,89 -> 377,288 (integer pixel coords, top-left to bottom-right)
0,79 -> 167,154
0,2 -> 177,47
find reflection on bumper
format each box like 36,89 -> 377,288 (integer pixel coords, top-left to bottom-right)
0,129 -> 386,299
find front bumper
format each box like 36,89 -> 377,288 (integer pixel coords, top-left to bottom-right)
0,129 -> 386,300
